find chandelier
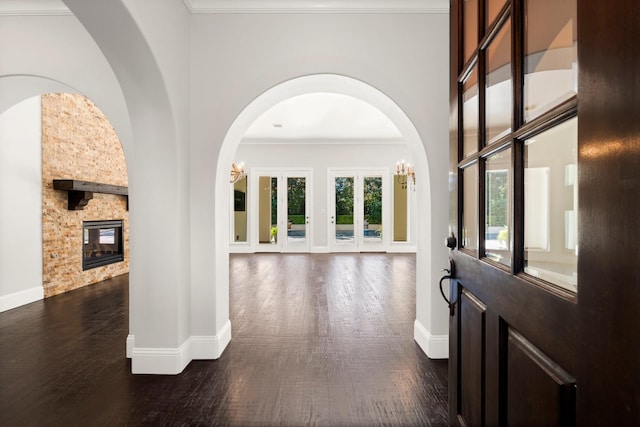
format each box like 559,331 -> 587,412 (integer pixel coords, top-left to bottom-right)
395,160 -> 416,190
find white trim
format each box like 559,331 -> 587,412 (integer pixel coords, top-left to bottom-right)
131,339 -> 192,375
126,335 -> 135,358
229,244 -> 253,253
387,243 -> 417,253
311,246 -> 330,253
191,319 -> 232,359
0,0 -> 72,16
0,286 -> 44,313
187,0 -> 448,14
414,319 -> 448,359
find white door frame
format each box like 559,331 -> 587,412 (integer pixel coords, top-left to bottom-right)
328,168 -> 389,252
251,167 -> 312,253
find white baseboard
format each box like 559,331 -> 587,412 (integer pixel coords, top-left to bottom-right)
387,244 -> 417,253
126,335 -> 135,358
129,320 -> 232,374
131,338 -> 192,375
191,319 -> 232,359
311,246 -> 330,253
0,286 -> 44,313
414,319 -> 449,359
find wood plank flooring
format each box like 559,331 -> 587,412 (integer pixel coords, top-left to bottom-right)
0,253 -> 448,426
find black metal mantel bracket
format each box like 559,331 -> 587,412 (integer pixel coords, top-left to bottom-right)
52,179 -> 128,211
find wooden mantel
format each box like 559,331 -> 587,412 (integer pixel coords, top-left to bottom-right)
53,179 -> 128,210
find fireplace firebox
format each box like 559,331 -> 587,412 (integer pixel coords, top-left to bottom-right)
83,220 -> 124,270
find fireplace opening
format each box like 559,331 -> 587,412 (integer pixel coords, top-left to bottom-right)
83,220 -> 124,270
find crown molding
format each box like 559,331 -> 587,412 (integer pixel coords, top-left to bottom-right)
185,0 -> 449,14
1,0 -> 448,16
0,0 -> 71,16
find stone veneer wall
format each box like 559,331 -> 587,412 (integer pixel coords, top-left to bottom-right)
42,93 -> 129,298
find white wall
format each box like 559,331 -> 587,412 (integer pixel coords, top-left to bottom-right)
1,4 -> 451,372
191,12 -> 451,358
234,142 -> 417,248
0,96 -> 43,312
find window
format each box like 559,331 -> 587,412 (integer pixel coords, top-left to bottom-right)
457,0 -> 578,295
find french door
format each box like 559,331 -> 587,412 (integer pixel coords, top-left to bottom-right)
328,169 -> 388,252
448,0 -> 639,425
254,169 -> 311,253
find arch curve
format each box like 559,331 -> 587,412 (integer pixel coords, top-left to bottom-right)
208,74 -> 436,358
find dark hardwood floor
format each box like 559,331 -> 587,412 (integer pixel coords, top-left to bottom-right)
0,253 -> 448,426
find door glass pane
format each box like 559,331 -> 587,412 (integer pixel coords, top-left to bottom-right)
258,176 -> 276,244
363,176 -> 383,244
233,176 -> 247,242
524,0 -> 577,121
335,177 -> 354,243
287,177 -> 306,244
485,18 -> 512,144
485,149 -> 511,267
463,66 -> 479,158
524,118 -> 578,292
270,177 -> 278,243
463,0 -> 478,63
462,164 -> 478,251
487,0 -> 507,28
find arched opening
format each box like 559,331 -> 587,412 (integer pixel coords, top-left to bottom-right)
214,74 -> 437,357
0,78 -> 130,311
230,92 -> 417,253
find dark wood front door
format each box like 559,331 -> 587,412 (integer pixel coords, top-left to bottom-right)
448,0 -> 640,425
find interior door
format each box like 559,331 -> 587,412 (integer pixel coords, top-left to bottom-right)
445,0 -> 632,424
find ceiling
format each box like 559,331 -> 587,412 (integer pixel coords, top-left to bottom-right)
242,93 -> 402,143
0,0 -> 448,15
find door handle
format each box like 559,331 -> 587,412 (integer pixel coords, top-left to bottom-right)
439,258 -> 458,316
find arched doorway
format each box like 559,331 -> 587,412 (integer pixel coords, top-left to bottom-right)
214,74 -> 444,358
0,78 -> 130,311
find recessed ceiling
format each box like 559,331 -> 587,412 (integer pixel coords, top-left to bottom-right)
242,93 -> 402,142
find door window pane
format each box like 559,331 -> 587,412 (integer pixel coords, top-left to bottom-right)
287,177 -> 306,244
258,176 -> 275,243
463,0 -> 479,63
233,176 -> 247,242
524,118 -> 578,292
524,0 -> 577,121
485,149 -> 511,267
363,176 -> 383,244
462,164 -> 479,251
463,66 -> 479,158
335,177 -> 354,243
485,18 -> 512,144
487,0 -> 507,28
